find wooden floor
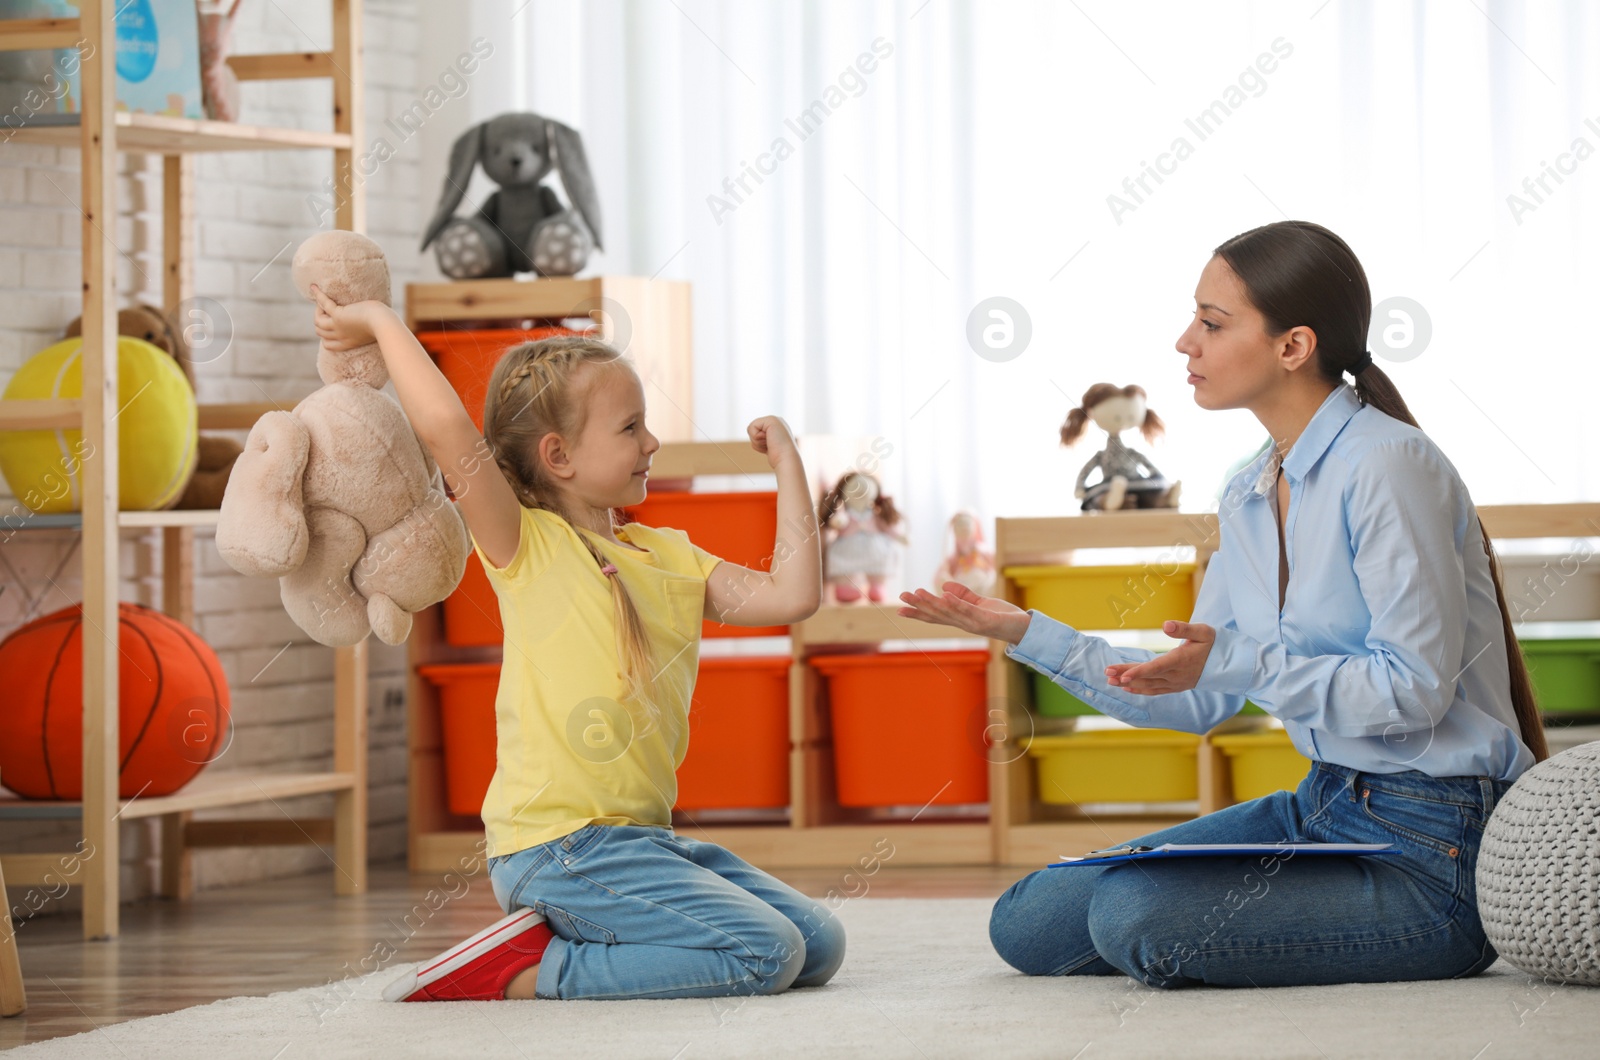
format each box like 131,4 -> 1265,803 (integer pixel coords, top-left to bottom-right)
0,860 -> 1031,1049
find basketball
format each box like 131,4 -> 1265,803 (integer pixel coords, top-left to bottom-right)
0,602 -> 231,800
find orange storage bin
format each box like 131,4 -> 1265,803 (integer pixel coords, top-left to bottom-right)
417,662 -> 499,817
416,326 -> 588,431
420,326 -> 586,647
812,650 -> 990,808
625,491 -> 786,638
675,656 -> 792,811
442,552 -> 504,647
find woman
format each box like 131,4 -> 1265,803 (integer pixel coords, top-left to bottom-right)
900,220 -> 1547,988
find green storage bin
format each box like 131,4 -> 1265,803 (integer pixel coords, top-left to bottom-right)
1520,638 -> 1600,715
1030,667 -> 1265,717
1032,673 -> 1098,717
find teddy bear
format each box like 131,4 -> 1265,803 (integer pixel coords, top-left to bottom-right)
63,302 -> 244,510
1060,383 -> 1182,512
215,231 -> 470,647
419,110 -> 603,279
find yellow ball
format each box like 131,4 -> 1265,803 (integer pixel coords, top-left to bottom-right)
0,336 -> 198,513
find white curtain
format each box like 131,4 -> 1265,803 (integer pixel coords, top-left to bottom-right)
416,0 -> 1600,587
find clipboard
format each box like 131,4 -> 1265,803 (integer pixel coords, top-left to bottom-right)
1047,842 -> 1398,867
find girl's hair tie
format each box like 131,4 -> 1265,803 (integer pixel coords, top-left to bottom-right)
600,564 -> 619,576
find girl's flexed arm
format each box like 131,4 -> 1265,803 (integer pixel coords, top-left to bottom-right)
703,416 -> 823,626
311,286 -> 522,568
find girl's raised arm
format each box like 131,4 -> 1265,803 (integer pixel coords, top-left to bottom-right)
311,286 -> 522,568
702,416 -> 823,626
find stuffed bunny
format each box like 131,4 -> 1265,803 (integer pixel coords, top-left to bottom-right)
1060,383 -> 1182,512
216,232 -> 470,647
420,111 -> 603,280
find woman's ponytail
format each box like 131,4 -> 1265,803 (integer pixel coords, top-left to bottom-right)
1353,362 -> 1548,765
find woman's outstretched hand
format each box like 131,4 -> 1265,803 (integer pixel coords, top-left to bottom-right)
897,582 -> 1031,645
1104,620 -> 1216,695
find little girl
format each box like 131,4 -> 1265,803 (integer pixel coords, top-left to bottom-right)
309,286 -> 844,1002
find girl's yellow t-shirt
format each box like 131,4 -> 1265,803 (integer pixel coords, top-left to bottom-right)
471,505 -> 723,858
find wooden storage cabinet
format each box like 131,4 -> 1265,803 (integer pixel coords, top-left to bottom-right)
406,432 -> 996,871
990,503 -> 1600,865
989,511 -> 1218,866
0,2 -> 371,939
411,494 -> 1600,870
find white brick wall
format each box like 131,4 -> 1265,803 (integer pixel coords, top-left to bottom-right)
1,0 -> 427,911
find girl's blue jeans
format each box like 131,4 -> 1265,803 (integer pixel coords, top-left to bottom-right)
989,760 -> 1514,987
488,824 -> 846,999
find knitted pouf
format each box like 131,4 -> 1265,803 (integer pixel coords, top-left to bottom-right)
1475,741 -> 1600,985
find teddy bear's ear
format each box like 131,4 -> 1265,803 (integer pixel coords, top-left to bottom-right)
421,122 -> 486,251
127,303 -> 195,388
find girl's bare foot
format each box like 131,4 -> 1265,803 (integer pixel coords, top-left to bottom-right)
505,964 -> 541,999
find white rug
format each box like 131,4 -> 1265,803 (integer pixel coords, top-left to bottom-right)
7,899 -> 1596,1059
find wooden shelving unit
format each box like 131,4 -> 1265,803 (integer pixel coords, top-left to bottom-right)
0,1 -> 370,940
407,432 -> 997,872
774,603 -> 994,866
989,502 -> 1600,865
6,110 -> 352,152
989,510 -> 1217,866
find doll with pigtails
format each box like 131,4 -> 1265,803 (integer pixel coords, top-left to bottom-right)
818,471 -> 907,603
1060,383 -> 1182,512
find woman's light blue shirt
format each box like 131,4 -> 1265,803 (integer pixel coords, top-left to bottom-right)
1006,384 -> 1535,782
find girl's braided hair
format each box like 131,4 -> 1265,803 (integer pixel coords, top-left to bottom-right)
483,336 -> 674,730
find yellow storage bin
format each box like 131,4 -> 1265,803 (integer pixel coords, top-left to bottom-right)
1026,729 -> 1201,804
1006,563 -> 1196,631
1213,730 -> 1312,801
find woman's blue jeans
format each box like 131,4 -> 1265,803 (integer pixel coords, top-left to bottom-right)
488,824 -> 847,1000
989,760 -> 1514,987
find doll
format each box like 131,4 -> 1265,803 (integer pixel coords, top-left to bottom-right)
933,510 -> 996,596
818,472 -> 906,604
198,1 -> 244,123
1060,383 -> 1182,512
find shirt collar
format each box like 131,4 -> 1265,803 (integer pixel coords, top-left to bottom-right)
1248,385 -> 1363,497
